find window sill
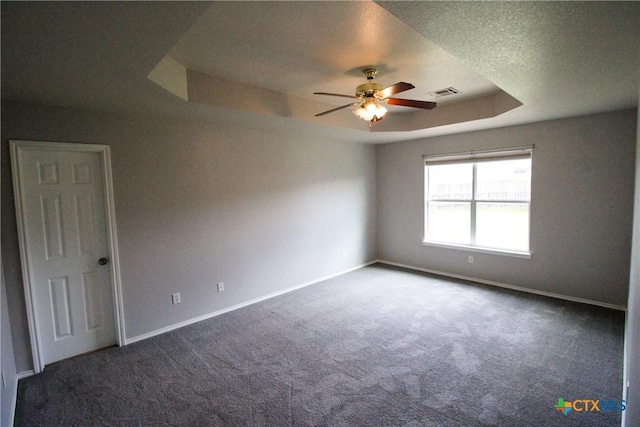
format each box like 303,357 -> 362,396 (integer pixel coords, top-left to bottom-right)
422,241 -> 532,259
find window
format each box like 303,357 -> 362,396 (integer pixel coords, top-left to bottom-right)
424,146 -> 532,255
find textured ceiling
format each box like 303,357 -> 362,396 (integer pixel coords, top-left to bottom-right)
379,1 -> 639,117
2,1 -> 639,144
152,1 -> 521,133
169,2 -> 497,105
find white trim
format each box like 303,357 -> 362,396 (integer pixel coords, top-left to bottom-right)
16,370 -> 35,380
376,259 -> 627,311
11,369 -> 36,425
9,140 -> 126,374
9,378 -> 16,427
126,260 -> 377,345
422,241 -> 532,259
10,378 -> 16,427
11,368 -> 36,426
8,370 -> 33,427
101,146 -> 127,345
10,142 -> 44,373
422,144 -> 534,162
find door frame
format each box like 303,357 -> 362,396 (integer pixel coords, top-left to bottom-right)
10,140 -> 126,373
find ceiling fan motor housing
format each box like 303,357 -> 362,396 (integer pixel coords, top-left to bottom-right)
356,82 -> 383,99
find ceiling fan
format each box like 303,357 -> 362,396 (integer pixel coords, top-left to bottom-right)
314,68 -> 437,127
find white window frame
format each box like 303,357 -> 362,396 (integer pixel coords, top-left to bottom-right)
423,145 -> 533,258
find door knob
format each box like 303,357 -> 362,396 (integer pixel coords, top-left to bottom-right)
98,257 -> 109,265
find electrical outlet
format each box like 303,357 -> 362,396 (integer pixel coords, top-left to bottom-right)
217,282 -> 224,292
468,255 -> 474,264
172,292 -> 181,304
341,250 -> 346,259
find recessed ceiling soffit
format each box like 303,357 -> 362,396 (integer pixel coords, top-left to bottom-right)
147,2 -> 522,133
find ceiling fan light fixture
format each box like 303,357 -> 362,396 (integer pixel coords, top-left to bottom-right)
353,98 -> 387,122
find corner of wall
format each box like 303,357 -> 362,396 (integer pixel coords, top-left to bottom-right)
622,101 -> 640,427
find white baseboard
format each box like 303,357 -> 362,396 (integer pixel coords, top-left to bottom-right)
9,376 -> 17,427
126,260 -> 378,345
376,259 -> 627,311
16,370 -> 35,380
10,370 -> 34,427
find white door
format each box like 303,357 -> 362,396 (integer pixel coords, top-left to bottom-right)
11,141 -> 122,370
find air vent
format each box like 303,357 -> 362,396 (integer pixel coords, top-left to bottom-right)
433,87 -> 460,97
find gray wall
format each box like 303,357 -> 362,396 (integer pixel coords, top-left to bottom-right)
1,101 -> 378,373
2,100 -> 637,418
623,93 -> 640,426
377,110 -> 637,307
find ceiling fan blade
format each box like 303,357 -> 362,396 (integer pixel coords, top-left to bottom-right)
314,92 -> 358,99
386,98 -> 437,110
376,82 -> 415,99
315,102 -> 357,117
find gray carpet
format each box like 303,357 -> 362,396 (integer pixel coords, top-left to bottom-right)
16,263 -> 625,426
